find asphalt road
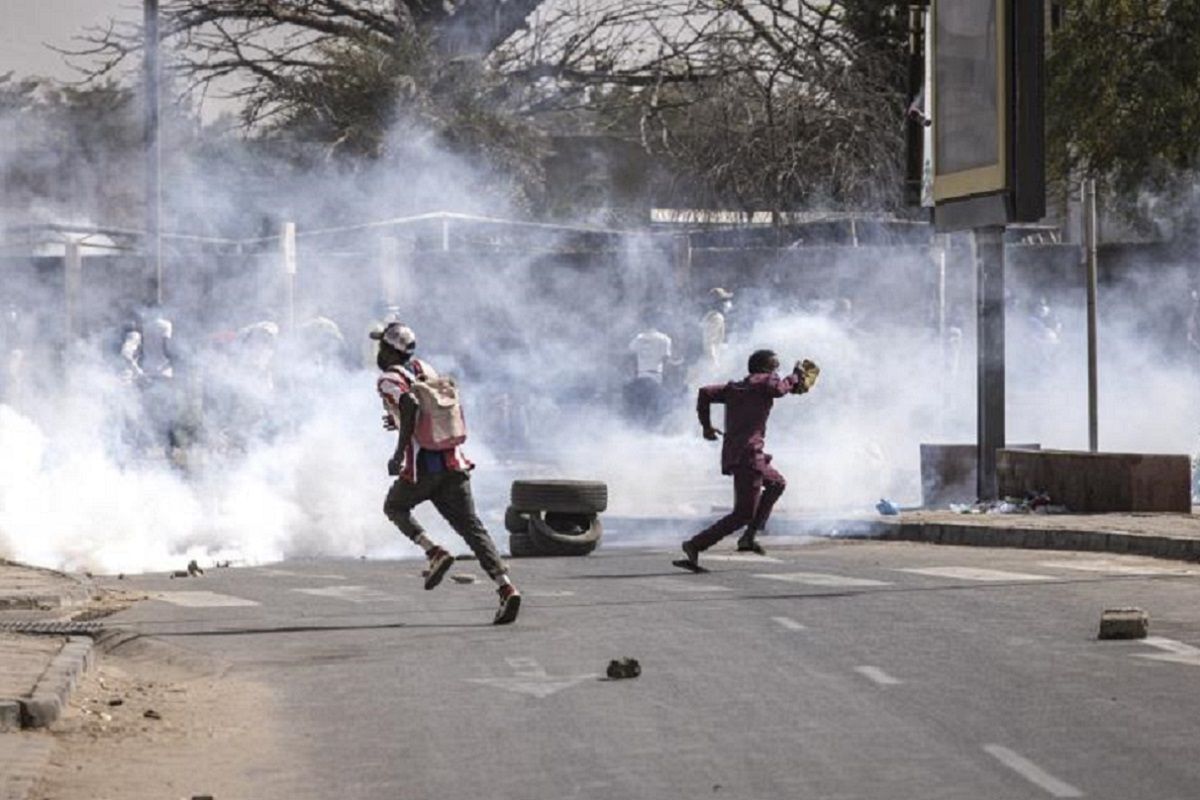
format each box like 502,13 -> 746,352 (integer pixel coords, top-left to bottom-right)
101,540 -> 1200,800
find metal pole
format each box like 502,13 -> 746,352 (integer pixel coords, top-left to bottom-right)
975,225 -> 1006,500
281,222 -> 296,334
64,241 -> 82,341
379,236 -> 401,306
1084,178 -> 1100,452
143,0 -> 163,306
936,234 -> 948,432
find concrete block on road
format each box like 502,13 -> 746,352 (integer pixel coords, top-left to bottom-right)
1098,608 -> 1149,640
0,700 -> 19,732
998,449 -> 1191,513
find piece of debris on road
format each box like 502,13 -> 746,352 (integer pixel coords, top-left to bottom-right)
450,574 -> 477,584
606,658 -> 641,680
1098,607 -> 1149,640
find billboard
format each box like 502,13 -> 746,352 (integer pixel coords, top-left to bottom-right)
932,0 -> 1007,203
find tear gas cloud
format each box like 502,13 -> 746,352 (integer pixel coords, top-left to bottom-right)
1,86 -> 1198,575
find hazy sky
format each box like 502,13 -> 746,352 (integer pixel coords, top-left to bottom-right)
0,0 -> 136,81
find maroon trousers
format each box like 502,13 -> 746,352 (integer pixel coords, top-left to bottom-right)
690,465 -> 786,551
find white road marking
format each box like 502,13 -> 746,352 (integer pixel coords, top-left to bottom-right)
256,568 -> 347,580
771,616 -> 807,631
524,590 -> 576,598
1038,558 -> 1195,576
701,553 -> 783,564
467,657 -> 598,698
896,567 -> 1054,582
152,591 -> 260,608
1133,637 -> 1200,668
854,666 -> 902,685
754,572 -> 891,587
643,578 -> 734,593
292,586 -> 401,603
983,745 -> 1084,797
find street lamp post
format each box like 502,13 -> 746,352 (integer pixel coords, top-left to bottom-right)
144,0 -> 163,306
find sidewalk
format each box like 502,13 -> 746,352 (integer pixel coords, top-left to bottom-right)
0,559 -> 97,800
870,509 -> 1200,561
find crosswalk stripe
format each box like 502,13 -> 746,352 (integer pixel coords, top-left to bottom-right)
642,578 -> 733,593
895,567 -> 1054,582
1038,559 -> 1196,576
293,586 -> 402,603
701,553 -> 783,564
754,572 -> 891,587
152,591 -> 260,608
855,666 -> 902,685
771,616 -> 807,630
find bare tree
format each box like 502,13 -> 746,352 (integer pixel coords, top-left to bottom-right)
495,1 -> 906,209
67,1 -> 907,210
68,1 -> 545,123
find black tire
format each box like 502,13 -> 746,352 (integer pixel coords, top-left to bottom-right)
504,506 -> 530,535
527,512 -> 602,556
507,530 -> 539,558
510,479 -> 608,514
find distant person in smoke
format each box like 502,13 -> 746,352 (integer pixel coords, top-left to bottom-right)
624,325 -> 676,426
118,310 -> 175,384
373,321 -> 521,625
674,349 -> 819,571
1187,290 -> 1200,366
701,287 -> 734,368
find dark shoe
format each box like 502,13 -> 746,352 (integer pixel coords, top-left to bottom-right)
736,532 -> 766,555
672,541 -> 708,573
494,584 -> 521,625
424,547 -> 454,590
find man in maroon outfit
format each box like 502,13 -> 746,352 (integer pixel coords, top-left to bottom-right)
675,349 -> 819,571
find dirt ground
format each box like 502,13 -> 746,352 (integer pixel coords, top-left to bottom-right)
31,636 -> 282,800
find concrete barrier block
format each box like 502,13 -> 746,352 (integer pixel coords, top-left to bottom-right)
920,443 -> 1040,507
998,449 -> 1191,513
1098,608 -> 1149,640
0,700 -> 19,732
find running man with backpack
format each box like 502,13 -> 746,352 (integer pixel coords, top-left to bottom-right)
372,321 -> 521,624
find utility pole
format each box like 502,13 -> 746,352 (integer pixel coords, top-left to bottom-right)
975,226 -> 1006,500
144,0 -> 163,306
1084,178 -> 1100,452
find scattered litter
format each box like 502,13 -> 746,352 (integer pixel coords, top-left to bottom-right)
187,560 -> 204,577
450,574 -> 477,584
107,699 -> 123,707
949,492 -> 1070,515
143,709 -> 162,720
169,571 -> 189,579
1098,608 -> 1149,640
192,795 -> 215,800
875,498 -> 900,516
606,657 -> 641,680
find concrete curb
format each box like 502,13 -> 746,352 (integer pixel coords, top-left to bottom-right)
0,561 -> 96,611
874,519 -> 1200,561
17,636 -> 94,729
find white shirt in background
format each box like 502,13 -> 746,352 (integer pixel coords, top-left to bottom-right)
629,329 -> 673,383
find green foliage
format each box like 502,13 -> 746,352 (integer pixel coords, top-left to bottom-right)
254,33 -> 548,210
1048,0 -> 1200,193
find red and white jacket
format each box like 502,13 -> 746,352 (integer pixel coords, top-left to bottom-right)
377,358 -> 473,483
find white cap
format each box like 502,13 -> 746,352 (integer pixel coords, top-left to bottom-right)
369,321 -> 416,352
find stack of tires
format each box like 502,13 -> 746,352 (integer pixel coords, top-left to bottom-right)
505,479 -> 608,557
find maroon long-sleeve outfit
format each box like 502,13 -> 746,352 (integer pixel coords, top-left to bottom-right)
690,371 -> 802,550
